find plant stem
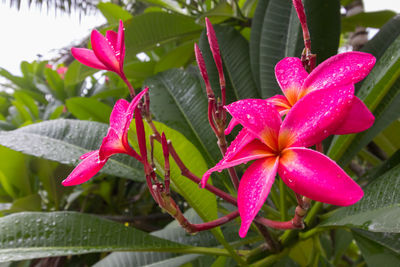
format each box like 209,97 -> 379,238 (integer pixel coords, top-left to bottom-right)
279,179 -> 288,221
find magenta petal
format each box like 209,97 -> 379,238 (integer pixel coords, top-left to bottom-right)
109,99 -> 130,137
333,96 -> 374,135
303,51 -> 376,91
201,134 -> 272,187
117,20 -> 125,71
266,95 -> 291,116
280,84 -> 354,148
225,99 -> 281,150
225,118 -> 240,135
238,157 -> 279,238
99,128 -> 125,160
121,88 -> 149,139
275,57 -> 308,104
91,30 -> 120,74
106,30 -> 119,59
62,150 -> 107,186
278,147 -> 363,206
71,48 -> 109,71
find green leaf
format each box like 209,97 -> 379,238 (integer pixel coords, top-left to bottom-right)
353,230 -> 400,267
249,0 -> 270,92
214,25 -> 260,99
44,68 -> 66,101
64,61 -> 98,88
328,35 -> 400,165
9,194 -> 42,212
341,10 -> 396,33
0,212 -> 190,262
140,0 -> 186,14
124,12 -> 202,61
197,2 -> 235,24
352,229 -> 400,254
0,119 -> 143,181
320,164 -> 400,232
0,146 -> 31,198
13,91 -> 39,119
304,0 -> 341,64
362,15 -> 400,61
145,68 -> 220,165
66,97 -> 112,123
97,2 -> 133,25
154,42 -> 194,73
258,0 -> 303,98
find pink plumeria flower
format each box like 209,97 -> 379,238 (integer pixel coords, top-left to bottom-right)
62,88 -> 148,186
71,20 -> 126,79
225,52 -> 376,136
201,85 -> 369,237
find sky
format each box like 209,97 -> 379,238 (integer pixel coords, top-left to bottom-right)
0,0 -> 399,76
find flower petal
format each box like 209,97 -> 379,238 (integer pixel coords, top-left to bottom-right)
279,84 -> 354,148
91,29 -> 120,74
117,20 -> 125,71
225,118 -> 240,135
225,99 -> 281,150
62,150 -> 107,186
238,157 -> 279,238
201,135 -> 273,187
99,128 -> 126,160
267,95 -> 292,116
109,99 -> 130,137
333,96 -> 374,135
275,57 -> 308,105
278,147 -> 363,206
71,48 -> 109,71
303,51 -> 376,92
106,30 -> 119,59
121,88 -> 149,140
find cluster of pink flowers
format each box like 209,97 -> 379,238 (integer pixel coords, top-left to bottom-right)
65,18 -> 376,238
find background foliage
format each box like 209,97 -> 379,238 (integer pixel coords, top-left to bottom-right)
0,0 -> 399,266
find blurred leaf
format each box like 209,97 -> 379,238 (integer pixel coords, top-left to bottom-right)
0,212 -> 190,262
35,159 -> 64,209
362,15 -> 400,61
333,229 -> 352,263
44,68 -> 66,101
198,2 -> 235,24
124,12 -> 202,61
328,35 -> 400,165
342,10 -> 396,33
124,61 -> 156,81
9,194 -> 42,212
0,119 -> 144,181
249,0 -> 269,92
257,0 -> 303,98
320,164 -> 400,232
304,0 -> 341,64
64,61 -> 98,88
146,68 -> 220,165
140,0 -> 186,14
154,42 -> 194,73
97,2 -> 133,25
13,91 -> 38,119
0,146 -> 31,198
353,230 -> 400,267
66,97 -> 112,123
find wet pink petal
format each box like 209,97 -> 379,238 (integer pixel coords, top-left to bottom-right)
278,147 -> 363,206
117,20 -> 125,71
71,48 -> 109,71
106,30 -> 119,58
266,95 -> 291,116
80,150 -> 98,160
225,99 -> 281,150
91,30 -> 120,74
201,138 -> 273,187
121,89 -> 149,139
279,84 -> 354,148
62,150 -> 107,186
109,99 -> 130,137
225,118 -> 240,135
99,128 -> 126,160
275,57 -> 308,105
303,52 -> 376,92
333,96 -> 375,135
238,157 -> 279,238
